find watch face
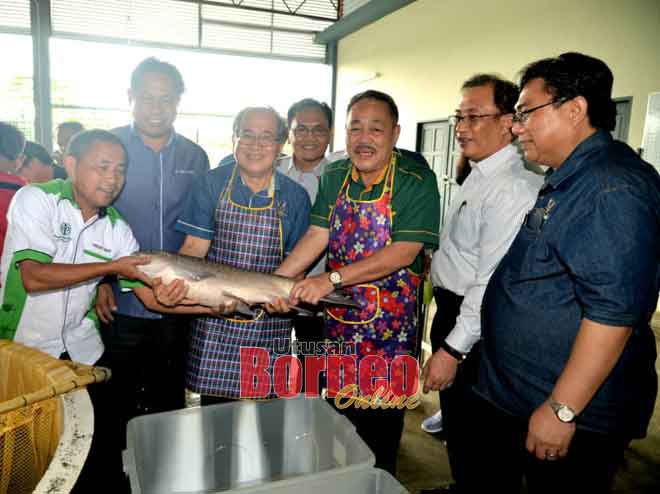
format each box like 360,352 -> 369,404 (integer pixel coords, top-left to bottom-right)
330,271 -> 341,284
557,406 -> 575,422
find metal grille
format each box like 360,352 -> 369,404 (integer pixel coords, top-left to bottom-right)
0,0 -> 31,33
50,0 -> 339,62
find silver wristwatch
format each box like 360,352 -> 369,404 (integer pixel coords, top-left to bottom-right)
548,399 -> 576,423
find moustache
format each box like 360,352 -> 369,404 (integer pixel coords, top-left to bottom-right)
353,145 -> 377,154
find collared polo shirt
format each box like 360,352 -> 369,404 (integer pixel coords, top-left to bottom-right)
277,150 -> 346,204
277,150 -> 345,276
0,179 -> 138,364
310,151 -> 440,273
476,131 -> 660,438
176,163 -> 311,255
111,125 -> 210,319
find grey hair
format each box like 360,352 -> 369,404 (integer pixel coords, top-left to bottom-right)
232,107 -> 288,143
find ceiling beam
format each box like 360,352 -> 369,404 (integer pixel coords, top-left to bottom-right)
315,0 -> 416,44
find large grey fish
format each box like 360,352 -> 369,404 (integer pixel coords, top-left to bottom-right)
133,250 -> 360,315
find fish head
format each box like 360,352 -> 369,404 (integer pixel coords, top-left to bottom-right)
133,250 -> 214,283
133,250 -> 179,279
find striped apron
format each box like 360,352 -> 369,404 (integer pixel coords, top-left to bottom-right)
186,165 -> 292,398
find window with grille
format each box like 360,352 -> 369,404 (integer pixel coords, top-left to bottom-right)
0,0 -> 34,140
50,0 -> 339,63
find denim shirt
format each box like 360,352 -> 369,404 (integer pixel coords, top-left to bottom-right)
476,130 -> 660,438
111,125 -> 210,319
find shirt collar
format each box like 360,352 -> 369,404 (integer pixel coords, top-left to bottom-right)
235,164 -> 280,197
469,144 -> 519,178
129,122 -> 176,150
283,155 -> 327,177
544,130 -> 610,190
350,152 -> 396,191
61,178 -> 76,204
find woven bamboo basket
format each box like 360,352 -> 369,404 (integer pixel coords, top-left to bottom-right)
0,340 -> 110,494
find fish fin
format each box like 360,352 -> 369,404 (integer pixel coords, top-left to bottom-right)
222,293 -> 255,316
291,305 -> 316,317
235,303 -> 256,317
320,290 -> 361,308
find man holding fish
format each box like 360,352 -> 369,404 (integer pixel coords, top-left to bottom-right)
0,129 -> 209,492
170,106 -> 311,404
269,90 -> 441,475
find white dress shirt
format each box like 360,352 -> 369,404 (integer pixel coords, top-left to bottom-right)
277,150 -> 345,276
430,144 -> 544,354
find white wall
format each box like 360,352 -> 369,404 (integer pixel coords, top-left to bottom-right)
334,0 -> 660,153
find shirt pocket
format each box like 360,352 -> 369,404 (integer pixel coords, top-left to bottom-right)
447,201 -> 479,250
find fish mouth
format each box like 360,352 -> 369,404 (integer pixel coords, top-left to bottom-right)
320,291 -> 361,308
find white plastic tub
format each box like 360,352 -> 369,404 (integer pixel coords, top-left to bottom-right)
123,396 -> 375,493
240,468 -> 409,494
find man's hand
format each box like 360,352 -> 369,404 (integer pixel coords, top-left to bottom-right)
110,255 -> 151,283
422,348 -> 459,393
96,283 -> 116,324
264,297 -> 293,314
526,401 -> 576,461
152,278 -> 191,307
289,274 -> 334,306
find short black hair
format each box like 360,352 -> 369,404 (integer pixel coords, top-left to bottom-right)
519,52 -> 616,131
347,90 -> 399,124
66,129 -> 128,165
287,98 -> 333,128
462,74 -> 519,115
22,141 -> 53,168
0,122 -> 26,161
130,57 -> 185,96
57,121 -> 84,135
232,107 -> 288,144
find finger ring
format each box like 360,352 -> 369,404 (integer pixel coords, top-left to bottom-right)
545,452 -> 558,460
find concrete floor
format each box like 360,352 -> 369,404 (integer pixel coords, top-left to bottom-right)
396,316 -> 660,494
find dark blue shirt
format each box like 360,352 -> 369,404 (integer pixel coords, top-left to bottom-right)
476,131 -> 660,439
111,125 -> 210,319
176,163 -> 311,255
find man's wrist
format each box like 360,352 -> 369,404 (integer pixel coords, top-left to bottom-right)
440,340 -> 466,363
547,397 -> 577,423
328,270 -> 343,289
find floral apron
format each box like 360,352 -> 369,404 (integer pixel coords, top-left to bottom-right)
186,165 -> 292,398
325,156 -> 420,362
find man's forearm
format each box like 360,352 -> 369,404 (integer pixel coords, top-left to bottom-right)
277,226 -> 329,278
20,260 -> 115,293
444,283 -> 486,354
336,241 -> 422,287
551,318 -> 632,414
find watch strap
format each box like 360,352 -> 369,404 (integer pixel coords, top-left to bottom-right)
440,340 -> 466,363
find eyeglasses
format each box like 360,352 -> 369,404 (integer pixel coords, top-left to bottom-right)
292,125 -> 330,139
237,132 -> 279,148
449,113 -> 502,126
512,98 -> 567,125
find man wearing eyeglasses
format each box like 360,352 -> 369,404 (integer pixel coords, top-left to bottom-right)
277,99 -> 345,392
421,74 -> 543,493
174,106 -> 310,403
464,53 -> 660,493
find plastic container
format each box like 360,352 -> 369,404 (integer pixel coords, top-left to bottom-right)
123,396 -> 376,494
241,468 -> 409,494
